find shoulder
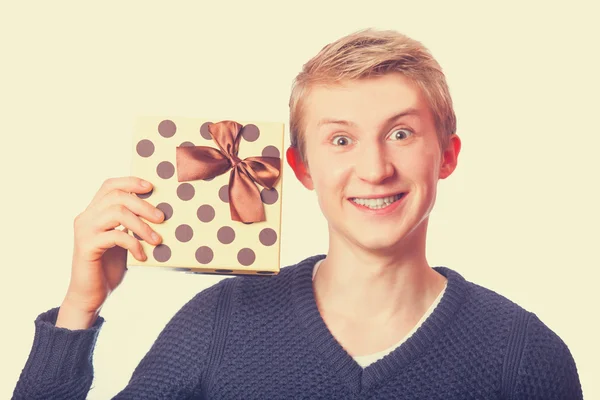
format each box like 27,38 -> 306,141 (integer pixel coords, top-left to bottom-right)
438,266 -> 579,353
436,267 -> 582,399
511,312 -> 583,399
435,266 -> 531,327
186,254 -> 322,310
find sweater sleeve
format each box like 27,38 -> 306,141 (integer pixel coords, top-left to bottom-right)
12,307 -> 105,400
112,279 -> 226,399
512,312 -> 583,399
12,279 -> 227,400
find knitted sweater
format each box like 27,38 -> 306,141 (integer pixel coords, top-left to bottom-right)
13,254 -> 582,399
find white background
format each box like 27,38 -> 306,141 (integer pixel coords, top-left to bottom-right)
1,1 -> 598,398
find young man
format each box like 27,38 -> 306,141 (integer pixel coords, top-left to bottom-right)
14,29 -> 582,399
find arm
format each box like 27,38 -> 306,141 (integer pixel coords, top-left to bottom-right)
12,307 -> 105,400
13,280 -> 225,400
113,279 -> 225,399
511,313 -> 583,399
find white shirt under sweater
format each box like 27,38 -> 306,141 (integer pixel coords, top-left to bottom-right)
312,259 -> 447,368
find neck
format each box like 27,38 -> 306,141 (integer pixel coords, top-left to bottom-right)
313,220 -> 446,324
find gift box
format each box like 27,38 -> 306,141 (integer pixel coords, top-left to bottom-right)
126,116 -> 284,276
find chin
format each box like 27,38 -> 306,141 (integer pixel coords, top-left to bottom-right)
351,232 -> 408,253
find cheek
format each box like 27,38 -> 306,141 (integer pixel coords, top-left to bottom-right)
308,158 -> 350,216
312,167 -> 348,198
403,146 -> 441,180
308,152 -> 351,191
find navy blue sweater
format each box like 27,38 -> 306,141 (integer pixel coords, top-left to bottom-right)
13,255 -> 582,399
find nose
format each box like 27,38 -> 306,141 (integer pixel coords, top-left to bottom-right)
354,141 -> 395,184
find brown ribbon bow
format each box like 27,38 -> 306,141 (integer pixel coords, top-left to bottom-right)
175,121 -> 281,223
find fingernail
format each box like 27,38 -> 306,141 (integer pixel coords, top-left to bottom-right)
151,232 -> 160,243
141,180 -> 151,188
155,209 -> 163,218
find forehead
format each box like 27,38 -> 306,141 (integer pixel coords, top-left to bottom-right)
303,73 -> 432,129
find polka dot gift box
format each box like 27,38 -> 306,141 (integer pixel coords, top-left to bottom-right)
126,117 -> 284,276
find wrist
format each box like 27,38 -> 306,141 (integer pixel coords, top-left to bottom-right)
56,299 -> 101,330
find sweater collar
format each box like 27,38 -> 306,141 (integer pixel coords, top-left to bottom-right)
291,254 -> 469,394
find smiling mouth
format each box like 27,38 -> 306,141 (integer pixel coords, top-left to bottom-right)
349,193 -> 406,210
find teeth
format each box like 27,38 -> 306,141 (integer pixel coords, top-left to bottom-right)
351,194 -> 403,209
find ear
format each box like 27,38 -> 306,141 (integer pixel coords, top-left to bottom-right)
439,134 -> 461,179
286,146 -> 314,190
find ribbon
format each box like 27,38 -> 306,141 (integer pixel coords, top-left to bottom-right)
175,121 -> 281,223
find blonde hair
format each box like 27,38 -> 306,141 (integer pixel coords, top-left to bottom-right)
289,28 -> 457,162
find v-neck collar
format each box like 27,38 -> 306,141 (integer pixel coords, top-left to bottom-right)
291,254 -> 469,394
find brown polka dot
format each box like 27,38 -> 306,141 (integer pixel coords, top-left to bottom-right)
259,228 -> 277,246
157,161 -> 175,179
203,176 -> 215,182
136,139 -> 155,157
217,226 -> 235,244
241,124 -> 260,142
200,122 -> 213,140
197,205 -> 215,222
175,224 -> 194,242
158,120 -> 176,138
180,141 -> 195,147
177,183 -> 195,201
260,188 -> 279,205
195,246 -> 214,264
237,248 -> 256,266
137,189 -> 153,199
156,202 -> 173,221
153,244 -> 171,262
242,221 -> 253,225
218,185 -> 229,203
133,232 -> 143,241
261,145 -> 280,158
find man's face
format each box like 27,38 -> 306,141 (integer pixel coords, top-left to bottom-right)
299,73 -> 457,253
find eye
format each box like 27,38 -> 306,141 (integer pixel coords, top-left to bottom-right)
388,128 -> 413,141
331,135 -> 353,146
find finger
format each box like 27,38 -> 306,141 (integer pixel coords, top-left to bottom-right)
87,176 -> 153,211
92,202 -> 163,245
90,188 -> 164,225
91,229 -> 148,262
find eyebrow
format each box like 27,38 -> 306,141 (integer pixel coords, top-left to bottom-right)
316,108 -> 421,128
